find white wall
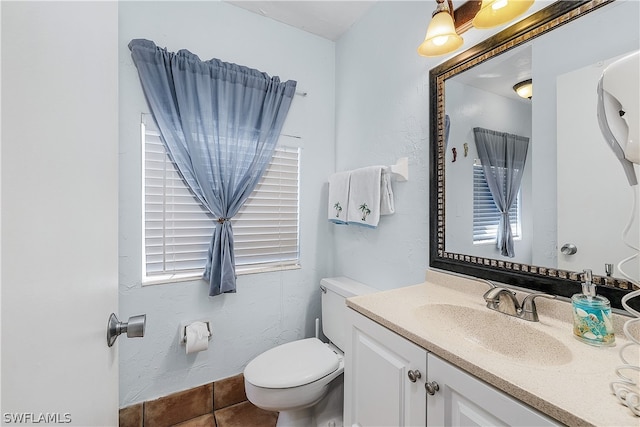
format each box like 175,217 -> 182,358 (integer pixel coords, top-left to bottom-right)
118,1 -> 335,406
120,0 -> 483,406
333,1 -> 522,289
333,0 -> 639,288
333,2 -> 432,289
445,81 -> 532,264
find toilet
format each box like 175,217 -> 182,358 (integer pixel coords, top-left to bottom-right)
244,277 -> 377,426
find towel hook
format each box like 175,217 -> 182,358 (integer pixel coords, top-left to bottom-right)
388,157 -> 409,181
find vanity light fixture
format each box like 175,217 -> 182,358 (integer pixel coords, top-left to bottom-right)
513,79 -> 533,99
418,0 -> 535,57
417,0 -> 463,57
472,0 -> 534,29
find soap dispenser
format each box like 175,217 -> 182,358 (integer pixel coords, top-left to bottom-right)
571,269 -> 615,346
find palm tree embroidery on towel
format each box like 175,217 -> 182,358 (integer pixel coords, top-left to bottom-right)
334,202 -> 343,218
359,203 -> 371,221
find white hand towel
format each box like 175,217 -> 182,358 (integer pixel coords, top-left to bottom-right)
328,171 -> 350,224
347,166 -> 383,228
380,170 -> 395,215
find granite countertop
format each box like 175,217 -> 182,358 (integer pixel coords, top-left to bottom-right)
346,269 -> 639,427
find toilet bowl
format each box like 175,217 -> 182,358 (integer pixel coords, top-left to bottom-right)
244,338 -> 343,420
243,277 -> 376,427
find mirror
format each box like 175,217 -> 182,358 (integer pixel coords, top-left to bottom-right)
429,0 -> 640,310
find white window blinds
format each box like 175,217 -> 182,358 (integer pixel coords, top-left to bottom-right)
472,161 -> 521,243
143,116 -> 300,282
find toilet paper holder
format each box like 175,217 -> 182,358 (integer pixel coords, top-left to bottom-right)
179,320 -> 212,345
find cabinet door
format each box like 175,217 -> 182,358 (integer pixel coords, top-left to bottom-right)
345,309 -> 427,427
426,354 -> 560,426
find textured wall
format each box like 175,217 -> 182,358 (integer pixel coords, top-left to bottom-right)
333,0 -> 639,287
118,1 -> 335,406
117,0 -> 607,408
333,2 -> 432,290
332,1 -> 510,290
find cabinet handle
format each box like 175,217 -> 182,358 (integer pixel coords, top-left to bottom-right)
425,381 -> 440,395
407,369 -> 422,382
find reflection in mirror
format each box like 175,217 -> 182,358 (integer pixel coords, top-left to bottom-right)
445,44 -> 533,265
430,0 -> 640,309
557,52 -> 639,283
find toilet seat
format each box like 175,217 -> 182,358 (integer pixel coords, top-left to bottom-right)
244,338 -> 340,389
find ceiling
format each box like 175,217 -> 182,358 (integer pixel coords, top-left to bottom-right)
224,1 -> 477,41
224,1 -> 539,101
223,1 -> 530,42
453,44 -> 532,102
224,1 -> 377,41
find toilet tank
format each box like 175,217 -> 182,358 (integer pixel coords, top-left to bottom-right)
320,277 -> 377,351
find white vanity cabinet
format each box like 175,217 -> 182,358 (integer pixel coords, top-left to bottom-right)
344,308 -> 427,427
426,353 -> 561,426
345,308 -> 561,427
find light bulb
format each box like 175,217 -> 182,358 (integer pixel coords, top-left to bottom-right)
472,0 -> 534,29
432,36 -> 449,46
417,8 -> 463,57
492,0 -> 508,10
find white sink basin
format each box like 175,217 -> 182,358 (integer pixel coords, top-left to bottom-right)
415,303 -> 573,366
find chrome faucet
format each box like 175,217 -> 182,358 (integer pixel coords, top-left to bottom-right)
481,280 -> 556,321
484,287 -> 520,316
519,293 -> 557,321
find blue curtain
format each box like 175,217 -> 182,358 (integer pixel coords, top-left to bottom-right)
444,114 -> 451,147
473,127 -> 529,258
129,39 -> 297,296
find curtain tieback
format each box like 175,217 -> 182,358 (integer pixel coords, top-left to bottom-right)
217,217 -> 230,224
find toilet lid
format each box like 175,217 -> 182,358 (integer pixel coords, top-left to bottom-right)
244,338 -> 340,388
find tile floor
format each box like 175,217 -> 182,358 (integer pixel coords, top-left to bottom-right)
119,374 -> 278,427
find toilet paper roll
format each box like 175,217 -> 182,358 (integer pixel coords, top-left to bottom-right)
185,321 -> 210,354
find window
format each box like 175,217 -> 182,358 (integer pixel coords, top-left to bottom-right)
142,116 -> 300,283
472,160 -> 521,244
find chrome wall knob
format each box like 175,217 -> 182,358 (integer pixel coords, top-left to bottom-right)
407,369 -> 422,382
560,243 -> 577,255
425,381 -> 440,395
